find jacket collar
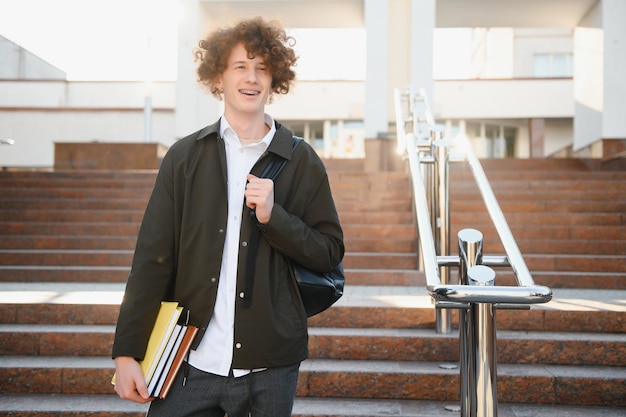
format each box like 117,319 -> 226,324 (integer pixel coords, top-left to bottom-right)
196,118 -> 295,160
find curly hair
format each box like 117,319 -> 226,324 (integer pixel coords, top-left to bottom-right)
195,17 -> 298,100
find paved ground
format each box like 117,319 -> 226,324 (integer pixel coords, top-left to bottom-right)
1,282 -> 625,312
0,394 -> 625,416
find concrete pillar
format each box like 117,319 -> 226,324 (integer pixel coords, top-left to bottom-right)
602,0 -> 626,142
574,0 -> 626,153
529,118 -> 545,158
175,0 -> 221,139
410,0 -> 435,108
364,0 -> 389,139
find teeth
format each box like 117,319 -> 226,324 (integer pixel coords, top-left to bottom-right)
240,90 -> 259,95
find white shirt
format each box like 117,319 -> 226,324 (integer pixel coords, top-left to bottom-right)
188,114 -> 275,377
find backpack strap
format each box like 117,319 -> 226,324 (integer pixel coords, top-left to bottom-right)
259,136 -> 303,180
243,136 -> 303,308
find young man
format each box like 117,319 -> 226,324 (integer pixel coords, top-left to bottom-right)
112,17 -> 344,417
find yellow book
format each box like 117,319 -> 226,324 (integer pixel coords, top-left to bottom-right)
112,301 -> 183,386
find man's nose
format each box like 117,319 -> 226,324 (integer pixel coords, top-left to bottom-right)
245,68 -> 258,83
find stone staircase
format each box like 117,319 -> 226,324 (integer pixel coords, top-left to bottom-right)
0,157 -> 625,416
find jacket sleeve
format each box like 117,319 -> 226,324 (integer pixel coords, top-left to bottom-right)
258,141 -> 344,273
112,149 -> 179,360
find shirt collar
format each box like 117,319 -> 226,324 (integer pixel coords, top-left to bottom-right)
219,114 -> 276,150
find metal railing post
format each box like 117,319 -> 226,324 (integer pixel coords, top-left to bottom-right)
469,265 -> 498,417
433,135 -> 451,334
458,228 -> 484,416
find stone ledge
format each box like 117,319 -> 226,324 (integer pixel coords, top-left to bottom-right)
54,142 -> 168,170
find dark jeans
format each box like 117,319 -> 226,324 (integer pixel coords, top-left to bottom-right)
147,362 -> 300,417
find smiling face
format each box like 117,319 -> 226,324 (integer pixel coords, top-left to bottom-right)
215,42 -> 273,121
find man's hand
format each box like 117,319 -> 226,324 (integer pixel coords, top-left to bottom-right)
113,356 -> 154,404
245,174 -> 274,224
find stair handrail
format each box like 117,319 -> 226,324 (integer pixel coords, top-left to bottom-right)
395,86 -> 553,417
395,86 -> 552,305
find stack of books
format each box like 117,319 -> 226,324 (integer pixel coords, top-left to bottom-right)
112,301 -> 198,399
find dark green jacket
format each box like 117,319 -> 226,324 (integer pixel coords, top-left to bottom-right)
112,120 -> 344,369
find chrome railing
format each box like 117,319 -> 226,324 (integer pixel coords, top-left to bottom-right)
394,87 -> 552,417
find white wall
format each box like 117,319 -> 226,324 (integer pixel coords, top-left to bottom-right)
0,81 -> 175,109
513,29 -> 574,78
434,78 -> 574,120
545,118 -> 574,156
0,36 -> 66,80
0,110 -> 176,168
269,81 -> 364,120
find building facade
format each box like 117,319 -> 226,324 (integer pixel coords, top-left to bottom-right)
1,0 -> 624,168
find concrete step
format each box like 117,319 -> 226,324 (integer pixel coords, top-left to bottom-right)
1,163 -> 622,184
0,267 -> 421,286
484,238 -> 626,256
0,185 -> 409,201
494,270 -> 626,290
3,235 -> 624,257
1,265 -> 622,290
0,235 -> 138,250
0,250 -> 419,270
4,182 -> 621,206
0,197 -> 414,213
453,224 -> 625,241
0,222 -> 141,236
0,210 -> 145,223
0,265 -> 130,283
1,283 -> 624,333
2,250 -> 622,273
450,199 -> 626,213
2,324 -> 624,367
0,221 -> 621,243
0,355 -> 623,406
0,169 -> 157,181
0,187 -> 153,200
451,211 -> 624,227
0,177 -> 156,190
0,197 -> 150,211
297,359 -> 626,406
0,209 -> 411,225
452,179 -> 626,193
455,187 -> 626,202
1,394 -> 624,417
468,158 -> 593,171
2,206 -> 623,230
480,170 -> 626,181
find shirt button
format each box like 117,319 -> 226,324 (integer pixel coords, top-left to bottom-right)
241,241 -> 248,247
235,343 -> 242,349
211,277 -> 217,283
219,229 -> 225,234
239,292 -> 245,298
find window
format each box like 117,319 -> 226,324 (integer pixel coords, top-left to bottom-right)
533,53 -> 573,78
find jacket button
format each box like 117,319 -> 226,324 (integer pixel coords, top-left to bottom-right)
235,343 -> 242,349
241,241 -> 248,247
219,229 -> 225,234
211,277 -> 217,283
239,292 -> 245,298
